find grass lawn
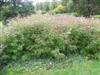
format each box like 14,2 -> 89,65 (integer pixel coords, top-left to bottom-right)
0,57 -> 100,75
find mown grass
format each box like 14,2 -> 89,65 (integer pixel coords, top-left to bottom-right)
0,56 -> 100,75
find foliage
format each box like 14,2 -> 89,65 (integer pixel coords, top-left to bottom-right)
0,1 -> 35,22
36,1 -> 51,12
72,0 -> 100,17
1,24 -> 64,61
0,24 -> 100,66
61,0 -> 73,12
60,26 -> 100,56
35,0 -> 60,13
61,0 -> 100,17
53,4 -> 65,13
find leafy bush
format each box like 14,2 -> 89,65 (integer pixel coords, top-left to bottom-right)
53,4 -> 65,13
1,24 -> 65,61
0,24 -> 100,65
61,26 -> 100,56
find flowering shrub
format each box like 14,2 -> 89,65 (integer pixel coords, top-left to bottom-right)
0,23 -> 100,67
1,24 -> 65,61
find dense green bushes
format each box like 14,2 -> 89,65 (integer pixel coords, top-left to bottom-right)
61,27 -> 100,55
0,24 -> 100,63
1,24 -> 64,61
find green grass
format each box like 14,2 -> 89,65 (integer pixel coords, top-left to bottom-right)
94,15 -> 100,19
0,57 -> 100,75
0,21 -> 3,28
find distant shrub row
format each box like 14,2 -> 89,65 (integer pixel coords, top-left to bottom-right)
0,24 -> 100,64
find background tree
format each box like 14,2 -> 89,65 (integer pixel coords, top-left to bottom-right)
44,1 -> 50,11
61,0 -> 69,12
0,0 -> 34,24
36,1 -> 50,12
72,0 -> 100,17
52,0 -> 58,9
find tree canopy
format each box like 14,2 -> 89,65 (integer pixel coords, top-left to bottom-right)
61,0 -> 100,17
0,0 -> 34,21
